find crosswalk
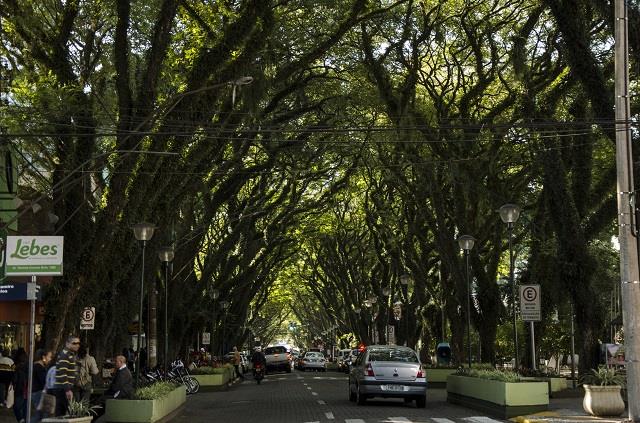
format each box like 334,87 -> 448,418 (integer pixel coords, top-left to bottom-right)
303,417 -> 506,423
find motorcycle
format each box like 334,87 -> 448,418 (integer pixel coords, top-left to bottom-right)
253,363 -> 265,384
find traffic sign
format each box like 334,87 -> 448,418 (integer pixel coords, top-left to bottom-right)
202,332 -> 211,345
520,285 -> 541,321
0,282 -> 42,301
80,307 -> 95,330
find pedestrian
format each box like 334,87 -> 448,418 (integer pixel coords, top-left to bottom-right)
232,347 -> 244,380
50,336 -> 80,416
12,350 -> 28,423
30,348 -> 53,423
0,349 -> 15,408
74,344 -> 99,403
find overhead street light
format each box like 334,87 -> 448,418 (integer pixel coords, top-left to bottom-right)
500,203 -> 521,370
458,235 -> 476,368
158,246 -> 174,374
132,222 -> 156,387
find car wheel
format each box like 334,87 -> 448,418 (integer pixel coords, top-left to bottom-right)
403,397 -> 412,404
349,382 -> 357,402
356,384 -> 367,406
416,395 -> 426,408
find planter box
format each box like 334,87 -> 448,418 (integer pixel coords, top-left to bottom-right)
447,375 -> 549,418
521,376 -> 568,397
425,368 -> 457,387
192,373 -> 231,391
105,385 -> 186,422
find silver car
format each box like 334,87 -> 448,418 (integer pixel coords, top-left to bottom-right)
348,345 -> 427,407
300,351 -> 327,371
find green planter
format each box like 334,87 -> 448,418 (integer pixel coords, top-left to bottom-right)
425,368 -> 457,387
447,374 -> 549,418
105,385 -> 186,422
521,376 -> 568,397
192,373 -> 231,391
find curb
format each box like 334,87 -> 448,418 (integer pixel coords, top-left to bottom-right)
512,411 -> 627,423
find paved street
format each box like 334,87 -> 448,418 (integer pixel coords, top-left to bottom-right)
173,371 -> 509,423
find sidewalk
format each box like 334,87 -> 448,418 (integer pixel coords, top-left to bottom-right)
0,387 -> 631,423
513,388 -> 630,423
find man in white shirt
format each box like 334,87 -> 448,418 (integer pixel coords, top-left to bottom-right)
0,350 -> 15,407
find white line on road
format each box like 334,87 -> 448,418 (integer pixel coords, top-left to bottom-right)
317,400 -> 326,405
432,419 -> 456,423
345,420 -> 366,423
306,386 -> 312,390
311,392 -> 318,396
384,418 -> 411,422
462,417 -> 505,423
325,412 -> 335,420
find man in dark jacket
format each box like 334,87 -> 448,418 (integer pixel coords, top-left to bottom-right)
105,355 -> 134,400
51,336 -> 80,416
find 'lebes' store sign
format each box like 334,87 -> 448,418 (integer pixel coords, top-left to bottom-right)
5,236 -> 64,276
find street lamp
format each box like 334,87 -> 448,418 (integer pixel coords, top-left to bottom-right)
457,235 -> 476,368
400,274 -> 411,346
499,203 -> 521,370
158,246 -> 174,374
220,300 -> 230,356
211,289 -> 220,356
132,222 -> 156,387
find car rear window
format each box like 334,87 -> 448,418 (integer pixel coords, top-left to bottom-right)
265,346 -> 287,355
368,348 -> 418,363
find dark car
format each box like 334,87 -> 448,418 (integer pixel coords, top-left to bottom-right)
348,345 -> 427,407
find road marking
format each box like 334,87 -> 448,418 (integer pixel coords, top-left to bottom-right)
302,421 -> 319,423
384,418 -> 411,423
317,400 -> 326,405
432,419 -> 456,423
307,386 -> 312,390
325,412 -> 334,420
311,391 -> 318,396
345,420 -> 366,423
462,418 -> 505,423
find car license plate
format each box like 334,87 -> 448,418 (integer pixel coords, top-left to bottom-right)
383,384 -> 406,392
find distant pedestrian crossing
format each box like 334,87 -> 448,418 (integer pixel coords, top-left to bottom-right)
302,417 -> 506,423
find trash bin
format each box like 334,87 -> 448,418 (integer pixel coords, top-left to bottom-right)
436,342 -> 452,365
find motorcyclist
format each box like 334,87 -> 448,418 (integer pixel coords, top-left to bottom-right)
251,346 -> 266,368
251,346 -> 267,383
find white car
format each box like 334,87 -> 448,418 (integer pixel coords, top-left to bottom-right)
299,351 -> 326,372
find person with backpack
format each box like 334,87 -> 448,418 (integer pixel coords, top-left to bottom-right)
74,345 -> 99,403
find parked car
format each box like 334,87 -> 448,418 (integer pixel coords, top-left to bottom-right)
298,351 -> 326,372
348,345 -> 427,407
264,345 -> 292,373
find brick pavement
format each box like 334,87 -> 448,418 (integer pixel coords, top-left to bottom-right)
0,374 -> 631,423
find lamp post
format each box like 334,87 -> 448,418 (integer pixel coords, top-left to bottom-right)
458,235 -> 476,368
382,288 -> 391,344
132,222 -> 156,387
499,203 -> 521,370
211,289 -> 220,356
220,300 -> 229,356
158,246 -> 174,373
400,274 -> 410,346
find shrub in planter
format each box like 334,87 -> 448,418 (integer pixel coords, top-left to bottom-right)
190,366 -> 217,375
581,366 -> 626,417
135,381 -> 179,400
42,399 -> 101,423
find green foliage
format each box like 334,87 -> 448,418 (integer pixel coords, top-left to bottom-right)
580,366 -> 626,387
66,399 -> 101,417
456,365 -> 521,382
135,382 -> 179,400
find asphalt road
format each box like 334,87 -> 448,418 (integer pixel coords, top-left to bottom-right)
172,370 -> 509,423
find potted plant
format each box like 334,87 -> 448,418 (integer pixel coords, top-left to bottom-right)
42,399 -> 101,423
581,365 -> 626,417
